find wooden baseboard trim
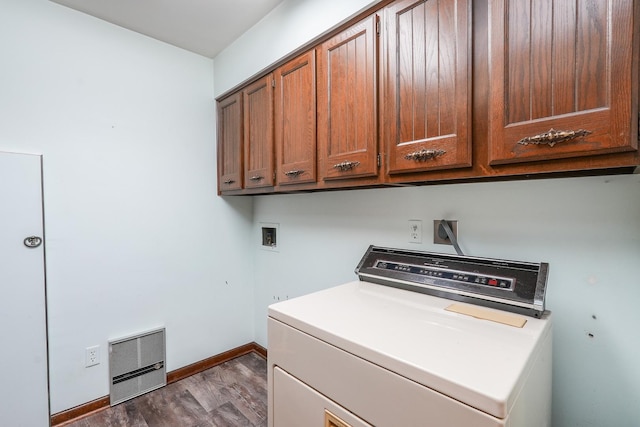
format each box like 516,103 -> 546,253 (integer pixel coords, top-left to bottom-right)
167,342 -> 266,383
252,342 -> 267,358
51,396 -> 110,427
50,342 -> 267,426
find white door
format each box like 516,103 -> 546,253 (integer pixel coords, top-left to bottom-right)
0,151 -> 50,426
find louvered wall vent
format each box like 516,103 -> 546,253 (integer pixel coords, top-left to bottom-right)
109,327 -> 166,405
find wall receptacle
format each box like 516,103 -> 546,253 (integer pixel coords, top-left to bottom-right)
85,345 -> 100,367
434,220 -> 458,245
408,220 -> 422,243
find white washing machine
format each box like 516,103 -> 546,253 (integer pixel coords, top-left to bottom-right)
268,246 -> 552,427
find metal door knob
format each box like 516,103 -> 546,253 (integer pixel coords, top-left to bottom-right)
23,236 -> 42,248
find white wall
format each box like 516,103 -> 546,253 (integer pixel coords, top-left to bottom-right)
214,0 -> 640,425
1,0 -> 254,414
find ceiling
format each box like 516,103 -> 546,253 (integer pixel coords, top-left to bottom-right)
50,0 -> 283,58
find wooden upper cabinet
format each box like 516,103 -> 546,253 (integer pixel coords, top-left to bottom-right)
317,15 -> 379,181
383,0 -> 472,176
243,74 -> 274,189
217,92 -> 243,193
488,0 -> 638,165
274,51 -> 317,186
216,0 -> 638,195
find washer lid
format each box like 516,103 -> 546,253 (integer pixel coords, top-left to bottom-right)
355,245 -> 549,317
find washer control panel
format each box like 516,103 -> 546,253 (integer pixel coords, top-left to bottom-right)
355,246 -> 549,318
374,261 -> 515,290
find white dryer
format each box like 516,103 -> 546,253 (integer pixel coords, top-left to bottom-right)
268,246 -> 552,427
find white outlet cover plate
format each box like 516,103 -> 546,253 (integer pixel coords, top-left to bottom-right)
85,345 -> 100,367
408,219 -> 422,243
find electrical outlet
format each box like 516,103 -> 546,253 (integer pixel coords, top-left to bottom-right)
85,345 -> 100,367
434,220 -> 458,245
408,220 -> 422,243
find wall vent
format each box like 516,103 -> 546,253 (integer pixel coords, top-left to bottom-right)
109,327 -> 166,405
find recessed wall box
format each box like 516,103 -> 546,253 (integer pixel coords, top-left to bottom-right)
260,222 -> 279,251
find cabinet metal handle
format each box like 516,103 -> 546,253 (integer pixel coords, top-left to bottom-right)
223,179 -> 235,185
284,170 -> 304,177
333,161 -> 360,171
249,175 -> 263,181
517,128 -> 592,147
404,149 -> 446,162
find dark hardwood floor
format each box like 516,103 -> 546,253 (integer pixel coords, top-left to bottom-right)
63,352 -> 267,427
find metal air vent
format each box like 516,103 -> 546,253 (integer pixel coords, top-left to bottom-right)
109,327 -> 166,405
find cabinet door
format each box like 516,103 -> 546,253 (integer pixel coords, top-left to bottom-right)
488,0 -> 638,165
383,0 -> 471,176
243,74 -> 274,189
217,92 -> 243,192
317,15 -> 378,182
275,51 -> 317,186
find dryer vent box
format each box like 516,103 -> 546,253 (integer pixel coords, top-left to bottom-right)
109,327 -> 166,405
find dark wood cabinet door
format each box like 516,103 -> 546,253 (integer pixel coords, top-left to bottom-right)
488,0 -> 638,165
275,51 -> 317,186
243,74 -> 274,189
217,92 -> 243,193
317,15 -> 378,182
383,0 -> 472,176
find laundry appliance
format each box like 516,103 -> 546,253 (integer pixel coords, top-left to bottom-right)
268,245 -> 552,427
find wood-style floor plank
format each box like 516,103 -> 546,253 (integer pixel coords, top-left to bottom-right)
64,352 -> 267,427
207,401 -> 253,427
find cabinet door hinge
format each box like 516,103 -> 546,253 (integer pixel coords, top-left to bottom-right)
377,153 -> 381,168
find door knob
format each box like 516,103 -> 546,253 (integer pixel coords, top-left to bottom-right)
23,236 -> 42,248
